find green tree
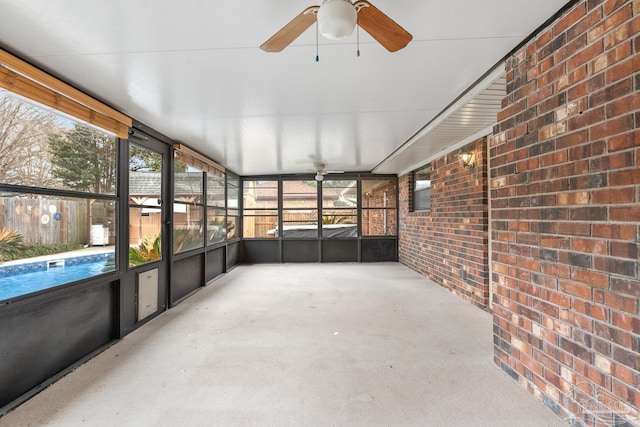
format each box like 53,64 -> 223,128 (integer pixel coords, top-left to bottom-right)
129,145 -> 187,172
130,144 -> 162,171
49,124 -> 116,193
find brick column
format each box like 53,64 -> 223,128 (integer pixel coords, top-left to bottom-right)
491,1 -> 640,424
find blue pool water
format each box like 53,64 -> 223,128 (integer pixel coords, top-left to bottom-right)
0,255 -> 114,301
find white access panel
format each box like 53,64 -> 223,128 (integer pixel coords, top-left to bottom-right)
137,268 -> 159,321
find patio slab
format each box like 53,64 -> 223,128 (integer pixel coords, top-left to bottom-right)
0,263 -> 566,426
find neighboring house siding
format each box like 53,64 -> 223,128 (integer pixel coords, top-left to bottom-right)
491,0 -> 640,423
398,137 -> 489,309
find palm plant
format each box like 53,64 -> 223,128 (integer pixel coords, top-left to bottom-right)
173,228 -> 204,253
322,215 -> 349,224
129,235 -> 161,266
0,228 -> 24,261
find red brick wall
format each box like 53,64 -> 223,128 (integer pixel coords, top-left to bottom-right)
398,137 -> 489,309
491,0 -> 640,424
362,180 -> 397,236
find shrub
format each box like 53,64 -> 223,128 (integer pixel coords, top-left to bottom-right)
0,238 -> 85,262
19,243 -> 84,258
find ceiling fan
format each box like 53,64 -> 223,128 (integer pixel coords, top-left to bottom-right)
312,162 -> 344,182
260,0 -> 412,53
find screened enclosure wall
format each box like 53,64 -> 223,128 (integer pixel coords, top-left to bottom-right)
0,91 -> 119,301
240,175 -> 398,263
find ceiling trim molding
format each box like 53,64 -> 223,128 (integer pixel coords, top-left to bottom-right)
372,62 -> 505,173
397,124 -> 494,176
174,143 -> 225,174
373,62 -> 506,174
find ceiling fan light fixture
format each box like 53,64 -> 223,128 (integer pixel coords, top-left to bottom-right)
317,0 -> 357,40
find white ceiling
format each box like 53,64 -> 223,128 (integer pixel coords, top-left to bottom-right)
0,0 -> 570,176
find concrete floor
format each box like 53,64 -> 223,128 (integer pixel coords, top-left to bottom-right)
0,263 -> 566,427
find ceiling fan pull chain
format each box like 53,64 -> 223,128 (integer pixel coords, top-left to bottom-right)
315,20 -> 320,62
357,20 -> 360,57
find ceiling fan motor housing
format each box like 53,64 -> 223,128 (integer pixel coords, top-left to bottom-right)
317,0 -> 357,40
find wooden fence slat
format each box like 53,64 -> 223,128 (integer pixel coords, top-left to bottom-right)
1,197 -> 88,245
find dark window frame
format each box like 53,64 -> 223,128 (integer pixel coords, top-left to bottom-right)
412,164 -> 432,212
0,92 -> 121,302
281,179 -> 319,239
226,174 -> 240,241
172,160 -> 205,254
241,179 -> 279,239
360,178 -> 397,237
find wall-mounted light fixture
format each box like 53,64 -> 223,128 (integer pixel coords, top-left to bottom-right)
458,152 -> 475,170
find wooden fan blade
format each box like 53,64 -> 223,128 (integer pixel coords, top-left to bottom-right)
355,1 -> 412,52
260,6 -> 319,52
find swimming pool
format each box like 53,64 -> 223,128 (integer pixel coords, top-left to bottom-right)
0,253 -> 115,301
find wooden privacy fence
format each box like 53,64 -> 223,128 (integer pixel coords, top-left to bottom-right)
129,210 -> 162,245
244,211 -> 316,238
0,197 -> 88,245
243,215 -> 277,238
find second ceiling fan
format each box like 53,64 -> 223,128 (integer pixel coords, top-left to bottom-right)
260,0 -> 412,53
311,162 -> 344,182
